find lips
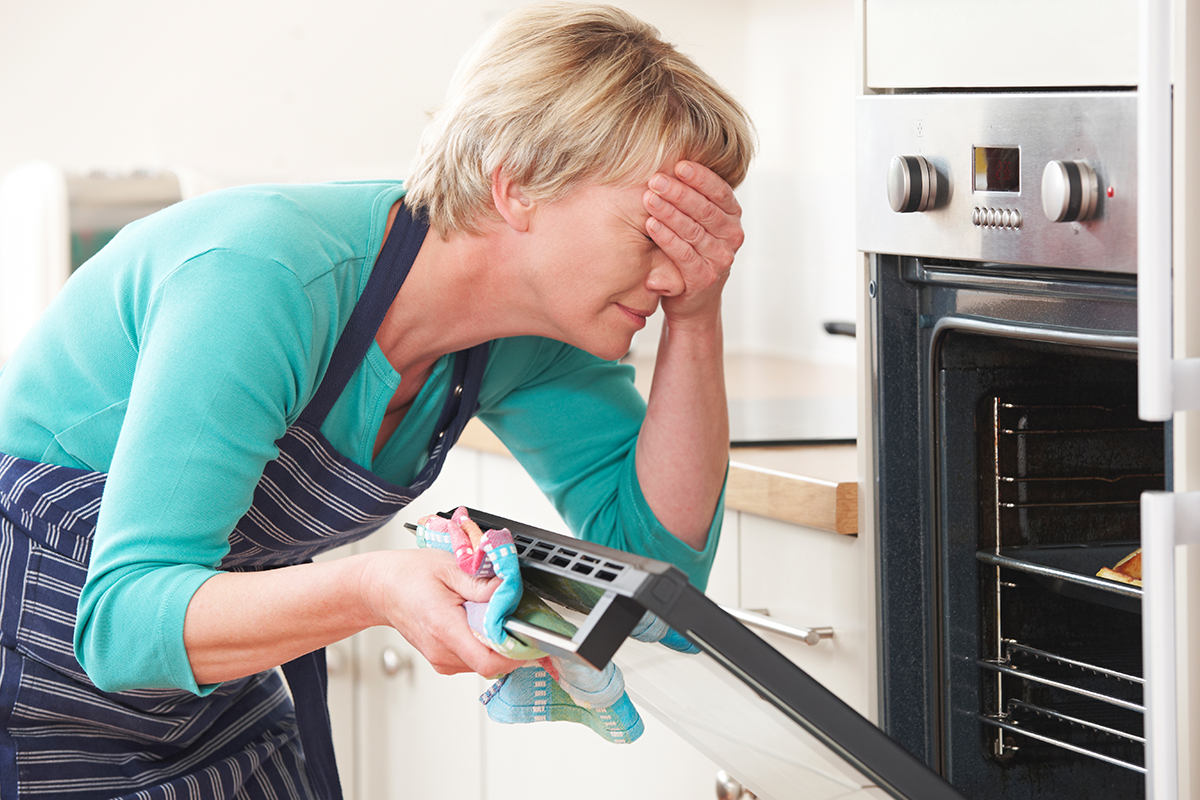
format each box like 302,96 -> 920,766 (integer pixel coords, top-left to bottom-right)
617,304 -> 653,329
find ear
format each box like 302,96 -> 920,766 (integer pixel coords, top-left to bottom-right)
490,167 -> 535,233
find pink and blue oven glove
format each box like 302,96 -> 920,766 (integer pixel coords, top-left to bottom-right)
415,507 -> 697,744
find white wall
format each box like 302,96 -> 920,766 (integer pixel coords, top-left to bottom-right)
0,0 -> 856,366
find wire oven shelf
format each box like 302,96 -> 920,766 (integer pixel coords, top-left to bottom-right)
976,546 -> 1141,613
978,707 -> 1145,774
978,638 -> 1144,773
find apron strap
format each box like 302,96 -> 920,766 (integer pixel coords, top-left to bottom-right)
300,202 -> 429,429
281,649 -> 342,800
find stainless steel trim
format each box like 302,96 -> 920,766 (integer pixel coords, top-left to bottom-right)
931,316 -> 1138,353
502,618 -> 581,657
912,262 -> 1138,302
720,606 -> 833,647
857,92 -> 1137,272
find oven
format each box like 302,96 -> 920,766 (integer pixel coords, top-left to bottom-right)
858,91 -> 1157,798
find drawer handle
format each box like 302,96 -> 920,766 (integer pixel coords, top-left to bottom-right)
381,647 -> 414,677
721,606 -> 833,646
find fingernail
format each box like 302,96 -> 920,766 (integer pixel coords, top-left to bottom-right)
677,162 -> 694,179
646,192 -> 664,209
650,174 -> 670,193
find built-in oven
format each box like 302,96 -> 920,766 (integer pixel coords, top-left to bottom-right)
858,91 -> 1155,798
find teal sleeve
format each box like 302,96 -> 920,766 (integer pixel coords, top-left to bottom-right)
75,251 -> 322,694
477,340 -> 724,591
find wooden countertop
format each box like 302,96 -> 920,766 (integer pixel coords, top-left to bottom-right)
458,354 -> 860,535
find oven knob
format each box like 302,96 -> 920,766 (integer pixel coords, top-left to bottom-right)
1041,160 -> 1099,222
887,155 -> 938,213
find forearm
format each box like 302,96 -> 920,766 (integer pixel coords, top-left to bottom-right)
183,546 -> 521,687
634,313 -> 729,550
183,555 -> 377,685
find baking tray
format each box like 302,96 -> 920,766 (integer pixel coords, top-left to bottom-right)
977,544 -> 1142,614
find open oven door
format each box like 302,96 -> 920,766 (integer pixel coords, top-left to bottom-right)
451,509 -> 966,800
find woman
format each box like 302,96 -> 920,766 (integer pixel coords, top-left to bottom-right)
0,3 -> 754,798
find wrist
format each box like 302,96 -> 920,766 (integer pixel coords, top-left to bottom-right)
353,551 -> 393,630
658,308 -> 724,356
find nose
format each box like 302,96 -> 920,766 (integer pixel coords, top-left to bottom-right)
645,256 -> 684,297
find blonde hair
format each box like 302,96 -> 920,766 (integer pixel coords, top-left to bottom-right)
404,2 -> 756,237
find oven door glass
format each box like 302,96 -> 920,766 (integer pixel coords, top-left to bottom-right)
458,509 -> 966,800
617,634 -> 896,799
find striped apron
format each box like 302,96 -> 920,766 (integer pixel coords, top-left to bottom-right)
0,205 -> 489,799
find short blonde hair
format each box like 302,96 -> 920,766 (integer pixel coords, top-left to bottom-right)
404,2 -> 756,237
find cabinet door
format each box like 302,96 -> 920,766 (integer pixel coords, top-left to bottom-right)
864,0 -> 1136,90
350,447 -> 488,800
738,513 -> 872,715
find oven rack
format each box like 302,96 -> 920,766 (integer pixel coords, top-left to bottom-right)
988,398 -> 1164,553
978,637 -> 1144,773
978,704 -> 1145,774
978,658 -> 1143,714
977,547 -> 1142,611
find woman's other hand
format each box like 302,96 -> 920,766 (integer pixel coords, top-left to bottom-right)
632,159 -> 739,551
643,160 -> 744,327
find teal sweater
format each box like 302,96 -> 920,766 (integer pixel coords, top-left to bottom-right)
0,181 -> 721,694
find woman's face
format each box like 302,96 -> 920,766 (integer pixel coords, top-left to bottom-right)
519,177 -> 684,360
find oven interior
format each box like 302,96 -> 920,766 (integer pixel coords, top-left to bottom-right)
938,331 -> 1161,799
871,255 -> 1160,800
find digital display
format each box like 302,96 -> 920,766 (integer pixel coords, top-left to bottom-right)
973,146 -> 1020,193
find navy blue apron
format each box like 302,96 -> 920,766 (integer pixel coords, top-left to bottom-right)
0,203 -> 489,799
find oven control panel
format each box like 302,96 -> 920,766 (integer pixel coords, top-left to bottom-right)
856,92 -> 1136,273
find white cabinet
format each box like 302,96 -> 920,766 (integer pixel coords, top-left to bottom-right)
326,447 -> 488,800
737,513 -> 871,716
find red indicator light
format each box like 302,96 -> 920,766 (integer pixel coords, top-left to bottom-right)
1107,186 -> 1115,198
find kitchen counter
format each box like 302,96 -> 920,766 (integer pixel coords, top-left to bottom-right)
457,354 -> 859,535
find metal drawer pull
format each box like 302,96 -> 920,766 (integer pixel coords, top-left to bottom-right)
715,769 -> 757,799
381,647 -> 414,677
325,644 -> 349,677
721,606 -> 833,646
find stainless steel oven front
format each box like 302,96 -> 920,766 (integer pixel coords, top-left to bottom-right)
858,91 -> 1158,799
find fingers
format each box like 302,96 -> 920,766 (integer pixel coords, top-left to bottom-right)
674,160 -> 742,217
423,603 -> 525,678
366,548 -> 527,679
649,161 -> 743,235
644,161 -> 745,269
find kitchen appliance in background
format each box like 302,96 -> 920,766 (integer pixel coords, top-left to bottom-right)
0,163 -> 181,362
858,87 -> 1158,797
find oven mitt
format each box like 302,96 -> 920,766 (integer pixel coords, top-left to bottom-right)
415,508 -> 698,743
479,609 -> 699,743
414,506 -> 544,660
